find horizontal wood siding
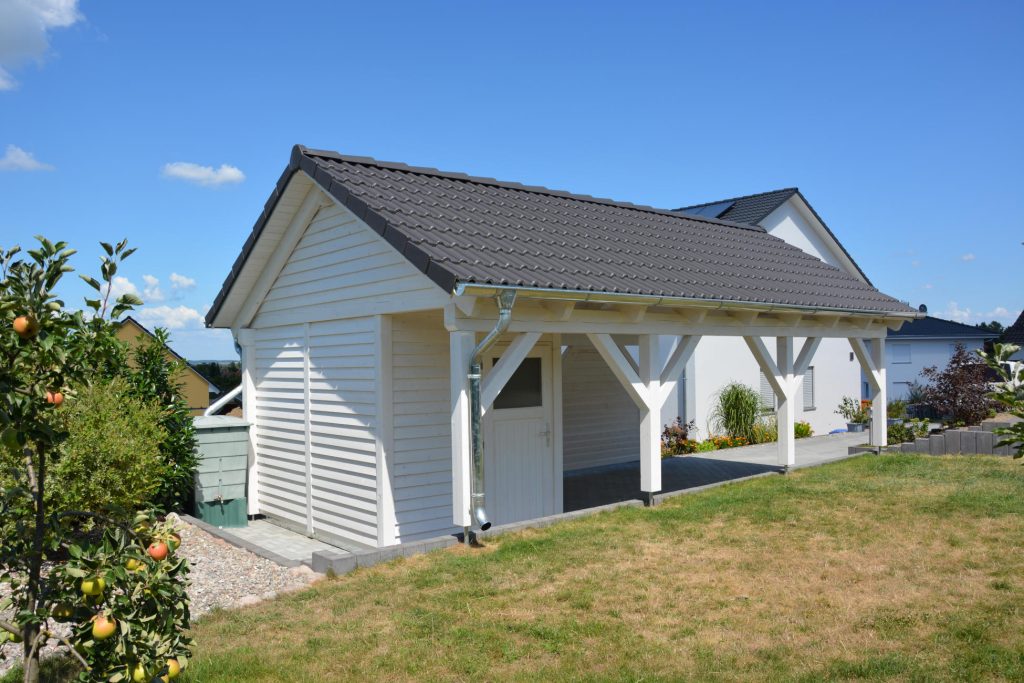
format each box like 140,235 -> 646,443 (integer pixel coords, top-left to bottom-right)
252,202 -> 445,328
391,311 -> 460,542
252,327 -> 308,528
307,318 -> 379,547
562,343 -> 640,470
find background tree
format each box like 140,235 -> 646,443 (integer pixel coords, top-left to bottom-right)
976,321 -> 1006,335
920,343 -> 992,425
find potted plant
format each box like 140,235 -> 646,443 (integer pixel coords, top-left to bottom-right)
887,398 -> 907,426
836,396 -> 870,432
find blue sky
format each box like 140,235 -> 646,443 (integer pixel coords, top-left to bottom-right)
1,1 -> 1021,359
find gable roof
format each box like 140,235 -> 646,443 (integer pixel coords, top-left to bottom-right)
676,188 -> 872,284
677,188 -> 798,226
889,315 -> 996,339
1001,310 -> 1024,345
206,146 -> 917,326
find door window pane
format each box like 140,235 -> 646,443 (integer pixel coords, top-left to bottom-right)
492,357 -> 542,409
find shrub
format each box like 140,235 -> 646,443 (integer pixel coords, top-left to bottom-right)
921,344 -> 992,426
661,418 -> 698,457
887,399 -> 908,420
711,382 -> 761,442
750,417 -> 778,444
977,343 -> 1024,459
121,329 -> 198,512
709,435 -> 748,449
49,379 -> 168,515
694,440 -> 717,453
794,421 -> 813,439
836,396 -> 870,424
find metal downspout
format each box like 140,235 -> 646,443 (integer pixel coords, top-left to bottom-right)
467,289 -> 517,539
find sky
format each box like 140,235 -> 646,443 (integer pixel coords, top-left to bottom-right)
1,0 -> 1021,359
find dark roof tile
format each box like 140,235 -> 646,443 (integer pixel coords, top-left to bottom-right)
890,316 -> 996,338
206,147 -> 917,326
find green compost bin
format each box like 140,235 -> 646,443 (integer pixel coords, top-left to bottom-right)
192,416 -> 249,528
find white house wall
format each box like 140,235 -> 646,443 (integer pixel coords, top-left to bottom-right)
391,311 -> 461,543
691,336 -> 858,439
250,200 -> 447,329
562,340 -> 640,470
759,200 -> 846,273
880,337 -> 985,400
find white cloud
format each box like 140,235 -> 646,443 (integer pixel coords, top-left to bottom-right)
961,253 -> 976,262
141,274 -> 165,303
910,259 -> 921,268
137,305 -> 204,330
0,0 -> 83,91
161,162 -> 245,187
943,301 -> 1017,325
923,283 -> 934,289
169,272 -> 196,289
0,144 -> 54,171
105,276 -> 138,300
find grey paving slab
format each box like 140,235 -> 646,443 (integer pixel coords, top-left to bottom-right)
215,520 -> 342,564
564,433 -> 864,512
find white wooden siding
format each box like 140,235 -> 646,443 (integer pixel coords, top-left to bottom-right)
252,327 -> 309,529
251,318 -> 380,548
390,311 -> 460,542
562,342 -> 640,470
251,202 -> 446,328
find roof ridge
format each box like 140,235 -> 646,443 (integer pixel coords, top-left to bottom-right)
297,145 -> 768,234
675,187 -> 798,212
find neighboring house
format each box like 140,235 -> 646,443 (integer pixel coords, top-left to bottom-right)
871,313 -> 994,400
1002,311 -> 1024,361
675,189 -> 875,437
116,317 -> 220,415
205,145 -> 916,550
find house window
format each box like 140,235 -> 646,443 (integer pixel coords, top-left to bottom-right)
803,366 -> 815,410
891,343 -> 911,364
492,357 -> 542,409
759,372 -> 775,410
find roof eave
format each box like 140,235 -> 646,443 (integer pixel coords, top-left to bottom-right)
454,282 -> 921,320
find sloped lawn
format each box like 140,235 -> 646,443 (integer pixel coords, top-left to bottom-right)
184,455 -> 1024,682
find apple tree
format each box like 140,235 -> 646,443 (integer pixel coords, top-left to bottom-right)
0,238 -> 192,683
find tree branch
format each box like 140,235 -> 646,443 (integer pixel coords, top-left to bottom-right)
50,631 -> 90,671
0,620 -> 18,635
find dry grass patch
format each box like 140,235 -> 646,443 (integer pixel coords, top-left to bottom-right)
180,455 -> 1024,682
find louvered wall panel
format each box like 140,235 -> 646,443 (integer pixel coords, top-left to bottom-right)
307,318 -> 379,547
252,327 -> 309,529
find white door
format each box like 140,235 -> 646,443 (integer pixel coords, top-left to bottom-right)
483,344 -> 556,526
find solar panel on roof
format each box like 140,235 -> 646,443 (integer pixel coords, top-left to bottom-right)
680,200 -> 734,218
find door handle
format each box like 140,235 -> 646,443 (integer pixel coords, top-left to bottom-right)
539,424 -> 551,446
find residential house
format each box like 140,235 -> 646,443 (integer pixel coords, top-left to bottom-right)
1002,310 -> 1024,361
204,146 -> 917,549
872,311 -> 994,400
116,316 -> 219,415
675,189 -> 874,436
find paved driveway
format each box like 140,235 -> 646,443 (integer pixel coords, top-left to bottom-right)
564,432 -> 866,512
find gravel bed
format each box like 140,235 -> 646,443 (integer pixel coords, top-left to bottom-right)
1,515 -> 319,676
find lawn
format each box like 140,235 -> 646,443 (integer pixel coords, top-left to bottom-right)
179,455 -> 1024,682
10,455 -> 1022,682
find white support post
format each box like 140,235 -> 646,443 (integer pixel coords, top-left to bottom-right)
870,338 -> 887,447
849,338 -> 888,448
776,336 -> 796,469
744,336 -> 819,469
238,333 -> 260,516
449,330 -> 475,529
638,335 -> 662,499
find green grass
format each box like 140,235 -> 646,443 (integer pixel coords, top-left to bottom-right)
175,455 -> 1023,682
8,455 -> 1023,681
